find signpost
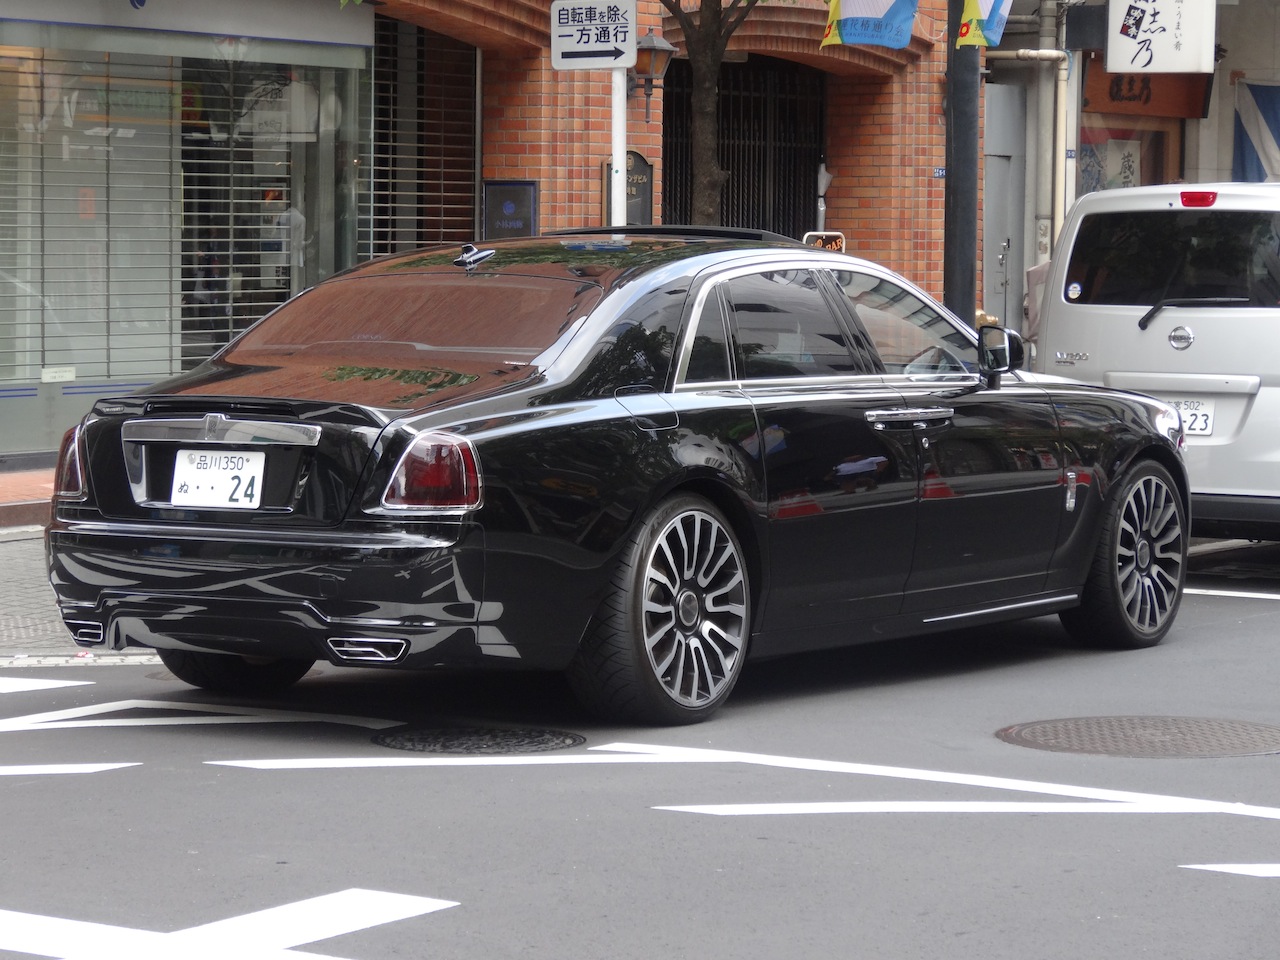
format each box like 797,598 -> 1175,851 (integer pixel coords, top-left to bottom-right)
551,0 -> 637,227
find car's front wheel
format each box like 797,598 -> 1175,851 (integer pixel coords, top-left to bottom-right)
156,649 -> 316,695
568,493 -> 751,725
1060,459 -> 1186,649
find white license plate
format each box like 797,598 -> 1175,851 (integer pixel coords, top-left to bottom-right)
1164,398 -> 1215,435
171,450 -> 265,509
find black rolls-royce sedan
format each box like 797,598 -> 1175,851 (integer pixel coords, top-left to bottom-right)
46,228 -> 1189,724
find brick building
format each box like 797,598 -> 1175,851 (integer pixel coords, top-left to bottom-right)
380,0 -> 955,293
0,0 -> 958,460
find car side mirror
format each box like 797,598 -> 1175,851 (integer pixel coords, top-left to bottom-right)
977,325 -> 1025,389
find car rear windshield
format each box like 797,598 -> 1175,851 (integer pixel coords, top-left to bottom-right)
1063,209 -> 1280,307
224,273 -> 602,364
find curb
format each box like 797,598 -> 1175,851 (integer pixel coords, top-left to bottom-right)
0,501 -> 50,530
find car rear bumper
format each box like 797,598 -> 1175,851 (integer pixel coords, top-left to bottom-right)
44,520 -> 537,668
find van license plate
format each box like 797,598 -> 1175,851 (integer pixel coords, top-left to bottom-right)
1165,398 -> 1214,435
171,450 -> 265,509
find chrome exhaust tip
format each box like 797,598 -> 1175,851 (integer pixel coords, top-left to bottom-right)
326,637 -> 409,663
66,620 -> 105,646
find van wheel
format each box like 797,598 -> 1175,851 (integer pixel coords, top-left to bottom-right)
1060,460 -> 1186,649
567,494 -> 751,725
157,649 -> 315,695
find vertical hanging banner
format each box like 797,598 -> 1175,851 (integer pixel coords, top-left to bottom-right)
821,0 -> 920,50
1233,81 -> 1280,182
1106,0 -> 1215,73
955,0 -> 1014,47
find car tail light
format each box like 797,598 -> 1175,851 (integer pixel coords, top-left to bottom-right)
1180,191 -> 1217,208
54,424 -> 87,501
382,432 -> 482,512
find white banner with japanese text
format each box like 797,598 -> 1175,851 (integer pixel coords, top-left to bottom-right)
1106,0 -> 1215,74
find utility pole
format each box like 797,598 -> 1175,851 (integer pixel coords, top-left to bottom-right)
944,0 -> 980,324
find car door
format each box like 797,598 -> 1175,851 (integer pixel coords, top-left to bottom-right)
704,265 -> 918,650
829,266 -> 1066,613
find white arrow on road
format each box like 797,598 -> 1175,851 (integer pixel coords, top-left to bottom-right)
0,677 -> 93,694
0,699 -> 401,733
0,887 -> 458,960
211,741 -> 1280,823
1181,864 -> 1280,877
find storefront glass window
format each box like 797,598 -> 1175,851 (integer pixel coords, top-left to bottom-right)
0,25 -> 368,387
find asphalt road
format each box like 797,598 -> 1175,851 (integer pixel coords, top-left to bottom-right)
4,529 -> 1280,959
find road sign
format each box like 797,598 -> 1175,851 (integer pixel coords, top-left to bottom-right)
551,0 -> 637,71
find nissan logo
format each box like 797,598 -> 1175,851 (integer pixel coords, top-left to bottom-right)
1168,326 -> 1195,350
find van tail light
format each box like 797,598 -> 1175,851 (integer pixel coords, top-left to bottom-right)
54,424 -> 87,501
382,432 -> 482,512
1180,191 -> 1217,208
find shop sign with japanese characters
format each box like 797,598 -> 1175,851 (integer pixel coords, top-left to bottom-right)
1106,0 -> 1215,73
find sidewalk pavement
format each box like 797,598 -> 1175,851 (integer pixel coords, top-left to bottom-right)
0,467 -> 156,664
0,468 -> 53,529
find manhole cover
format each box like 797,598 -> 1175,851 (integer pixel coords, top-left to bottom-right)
373,726 -> 586,755
996,716 -> 1280,758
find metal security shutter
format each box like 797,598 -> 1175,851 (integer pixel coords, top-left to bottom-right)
663,56 -> 824,239
366,17 -> 478,257
0,53 -> 182,384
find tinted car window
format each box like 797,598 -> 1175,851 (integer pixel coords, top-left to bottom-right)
685,296 -> 733,383
225,273 -> 603,363
1063,209 -> 1280,306
722,270 -> 864,379
833,270 -> 977,374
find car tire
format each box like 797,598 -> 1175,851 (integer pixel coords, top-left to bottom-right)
567,493 -> 751,725
156,649 -> 315,695
1060,459 -> 1186,649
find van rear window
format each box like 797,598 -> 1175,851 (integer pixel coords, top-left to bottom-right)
1063,210 -> 1280,307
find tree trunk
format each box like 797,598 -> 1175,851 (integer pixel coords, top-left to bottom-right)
688,55 -> 727,225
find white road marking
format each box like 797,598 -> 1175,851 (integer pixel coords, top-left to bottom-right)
1180,864 -> 1280,878
0,699 -> 401,733
211,753 -> 708,770
0,763 -> 138,777
1185,587 -> 1280,601
0,887 -> 458,960
210,740 -> 1280,823
0,677 -> 92,694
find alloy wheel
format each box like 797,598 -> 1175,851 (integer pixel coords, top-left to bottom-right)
641,508 -> 748,708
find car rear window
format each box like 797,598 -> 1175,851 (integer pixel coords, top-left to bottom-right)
224,273 -> 602,364
1063,209 -> 1280,307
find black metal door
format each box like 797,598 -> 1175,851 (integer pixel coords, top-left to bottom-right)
663,55 -> 824,238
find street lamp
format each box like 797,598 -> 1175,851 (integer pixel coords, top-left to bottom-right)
628,29 -> 677,123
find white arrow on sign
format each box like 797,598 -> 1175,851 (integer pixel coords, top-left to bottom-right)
0,887 -> 458,960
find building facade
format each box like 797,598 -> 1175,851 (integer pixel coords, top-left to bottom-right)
3,0 -> 1265,461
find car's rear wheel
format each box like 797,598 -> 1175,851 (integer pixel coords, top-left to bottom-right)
156,648 -> 315,695
567,493 -> 751,725
1060,459 -> 1186,649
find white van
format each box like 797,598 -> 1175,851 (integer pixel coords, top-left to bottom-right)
1034,182 -> 1280,540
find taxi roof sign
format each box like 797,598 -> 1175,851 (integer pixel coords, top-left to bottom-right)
803,231 -> 846,252
551,0 -> 638,71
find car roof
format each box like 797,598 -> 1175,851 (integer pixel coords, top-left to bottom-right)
327,229 -> 813,293
1070,182 -> 1280,214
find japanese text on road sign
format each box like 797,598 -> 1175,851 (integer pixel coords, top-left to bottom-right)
551,0 -> 638,70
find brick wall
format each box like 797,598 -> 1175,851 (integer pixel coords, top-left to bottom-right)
480,5 -> 664,230
475,0 -> 972,300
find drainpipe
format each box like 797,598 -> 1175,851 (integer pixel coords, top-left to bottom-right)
985,0 -> 1070,259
